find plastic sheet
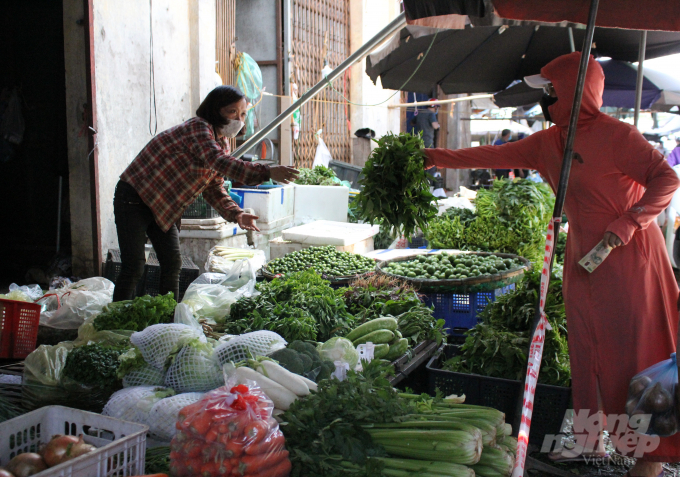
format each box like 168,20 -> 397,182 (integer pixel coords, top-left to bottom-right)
39,277 -> 114,329
626,353 -> 679,437
169,382 -> 291,477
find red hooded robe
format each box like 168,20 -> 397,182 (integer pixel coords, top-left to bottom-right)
425,52 -> 680,461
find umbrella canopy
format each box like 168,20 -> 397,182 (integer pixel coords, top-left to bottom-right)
366,24 -> 680,95
403,0 -> 680,32
494,59 -> 680,110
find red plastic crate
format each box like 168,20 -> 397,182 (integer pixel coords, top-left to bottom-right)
0,299 -> 41,359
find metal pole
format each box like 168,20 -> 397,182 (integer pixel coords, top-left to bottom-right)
388,94 -> 494,108
56,176 -> 63,253
232,12 -> 407,158
634,30 -> 648,128
513,0 -> 600,437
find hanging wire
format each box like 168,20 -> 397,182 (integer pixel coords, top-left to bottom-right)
325,30 -> 440,107
148,0 -> 158,136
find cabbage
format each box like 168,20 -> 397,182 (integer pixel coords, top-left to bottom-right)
317,337 -> 359,368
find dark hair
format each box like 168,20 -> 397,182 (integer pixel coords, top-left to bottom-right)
501,129 -> 512,137
196,85 -> 246,126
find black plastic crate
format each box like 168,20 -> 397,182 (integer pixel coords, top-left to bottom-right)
407,234 -> 429,249
427,344 -> 572,445
329,160 -> 364,190
145,253 -> 199,301
182,194 -> 219,219
104,249 -> 146,296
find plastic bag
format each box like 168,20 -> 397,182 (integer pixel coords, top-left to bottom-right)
130,323 -> 204,370
214,331 -> 287,365
205,247 -> 266,275
169,382 -> 291,477
312,135 -> 333,168
23,342 -> 74,386
102,386 -> 176,426
626,353 -> 679,437
181,262 -> 258,323
74,315 -> 134,347
148,392 -> 204,441
165,339 -> 224,393
39,277 -> 114,329
174,303 -> 204,336
0,283 -> 43,303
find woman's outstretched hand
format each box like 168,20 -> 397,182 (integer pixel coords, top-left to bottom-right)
270,165 -> 299,184
236,212 -> 261,232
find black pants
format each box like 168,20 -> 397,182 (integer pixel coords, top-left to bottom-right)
112,180 -> 181,302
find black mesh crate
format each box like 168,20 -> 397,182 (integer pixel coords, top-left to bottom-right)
145,253 -> 199,301
329,160 -> 364,190
427,344 -> 572,445
104,249 -> 145,297
182,194 -> 219,219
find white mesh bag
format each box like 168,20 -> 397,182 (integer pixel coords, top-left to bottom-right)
102,386 -> 175,426
148,392 -> 205,441
122,364 -> 166,388
130,324 -> 204,369
214,331 -> 287,365
165,340 -> 223,393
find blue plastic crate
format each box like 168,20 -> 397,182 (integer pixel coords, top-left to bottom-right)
407,235 -> 429,249
422,283 -> 516,335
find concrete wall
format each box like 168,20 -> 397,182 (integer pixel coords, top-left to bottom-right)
63,0 -> 218,268
349,0 -> 402,154
63,0 -> 94,276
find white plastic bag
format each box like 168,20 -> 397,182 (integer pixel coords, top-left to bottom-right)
39,277 -> 114,329
205,247 -> 266,275
181,260 -> 258,323
312,135 -> 333,168
174,303 -> 204,336
102,386 -> 176,426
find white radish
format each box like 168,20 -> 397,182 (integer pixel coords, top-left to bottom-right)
257,360 -> 309,397
298,374 -> 318,392
272,409 -> 285,416
233,366 -> 297,410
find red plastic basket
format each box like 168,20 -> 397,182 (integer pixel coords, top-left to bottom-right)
0,299 -> 41,359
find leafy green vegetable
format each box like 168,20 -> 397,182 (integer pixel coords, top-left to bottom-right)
281,360 -> 408,477
145,446 -> 171,475
424,179 -> 555,262
354,132 -> 438,238
443,270 -> 570,387
555,231 -> 567,264
295,165 -> 344,186
93,293 -> 176,332
225,270 -> 355,342
61,343 -> 128,387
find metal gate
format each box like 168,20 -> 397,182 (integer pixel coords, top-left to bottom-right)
216,0 -> 237,151
291,0 -> 351,167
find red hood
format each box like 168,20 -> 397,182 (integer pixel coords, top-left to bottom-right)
541,52 -> 604,129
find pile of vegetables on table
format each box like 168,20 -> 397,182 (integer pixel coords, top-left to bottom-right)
266,246 -> 375,277
424,179 -> 554,262
294,165 -> 346,186
443,269 -> 571,387
381,252 -> 525,281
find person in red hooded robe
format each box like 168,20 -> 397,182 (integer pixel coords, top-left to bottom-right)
425,52 -> 680,477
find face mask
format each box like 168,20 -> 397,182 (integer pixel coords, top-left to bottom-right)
540,94 -> 558,123
219,119 -> 245,138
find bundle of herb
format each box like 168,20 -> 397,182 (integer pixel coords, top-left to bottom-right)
61,343 -> 128,388
92,293 -> 176,332
425,179 -> 555,262
354,132 -> 438,239
225,270 -> 355,342
443,270 -> 570,387
295,165 -> 342,186
281,360 -> 407,477
341,275 -> 445,346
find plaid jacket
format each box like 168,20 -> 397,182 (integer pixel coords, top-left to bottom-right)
120,117 -> 269,232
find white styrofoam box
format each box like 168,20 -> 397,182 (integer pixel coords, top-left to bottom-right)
252,223 -> 294,261
231,185 -> 295,224
0,406 -> 147,477
282,220 -> 379,246
179,223 -> 245,239
256,215 -> 294,232
269,236 -> 375,260
182,217 -> 226,226
180,234 -> 249,273
293,185 -> 349,224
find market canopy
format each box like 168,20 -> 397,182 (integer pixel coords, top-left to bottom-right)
494,59 -> 680,110
366,24 -> 680,95
403,0 -> 680,32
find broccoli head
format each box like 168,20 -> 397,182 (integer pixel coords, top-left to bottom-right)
315,360 -> 336,382
269,348 -> 304,375
298,353 -> 313,373
289,340 -> 319,357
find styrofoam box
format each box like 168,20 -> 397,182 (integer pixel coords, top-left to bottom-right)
269,236 -> 375,260
0,406 -> 148,477
294,185 -> 349,224
231,185 -> 295,224
179,223 -> 245,239
282,220 -> 379,246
